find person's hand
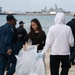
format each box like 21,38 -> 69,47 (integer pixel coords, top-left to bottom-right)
37,44 -> 40,47
23,45 -> 27,51
38,53 -> 44,58
7,49 -> 12,55
23,45 -> 26,49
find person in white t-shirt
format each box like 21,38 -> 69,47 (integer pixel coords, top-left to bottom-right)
38,12 -> 74,75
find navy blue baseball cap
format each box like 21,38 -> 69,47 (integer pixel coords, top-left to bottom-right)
6,14 -> 17,21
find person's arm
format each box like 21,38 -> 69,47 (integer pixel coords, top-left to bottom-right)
38,31 -> 46,49
4,27 -> 13,55
38,28 -> 53,58
68,27 -> 74,47
41,28 -> 53,55
23,33 -> 29,45
24,29 -> 27,36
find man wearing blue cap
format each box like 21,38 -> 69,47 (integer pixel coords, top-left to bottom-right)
0,14 -> 17,75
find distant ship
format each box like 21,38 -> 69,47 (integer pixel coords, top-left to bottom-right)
0,5 -> 71,15
41,4 -> 70,15
26,4 -> 70,15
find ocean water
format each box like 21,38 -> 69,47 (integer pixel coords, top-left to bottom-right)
0,15 -> 73,34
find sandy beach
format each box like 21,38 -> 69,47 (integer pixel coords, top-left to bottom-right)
5,51 -> 75,75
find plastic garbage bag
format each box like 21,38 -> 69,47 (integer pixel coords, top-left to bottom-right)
15,45 -> 46,75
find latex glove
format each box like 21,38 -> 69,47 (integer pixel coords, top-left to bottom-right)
38,53 -> 44,58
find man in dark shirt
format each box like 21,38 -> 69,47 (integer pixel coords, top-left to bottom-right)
17,21 -> 27,49
5,18 -> 18,74
0,14 -> 17,75
67,15 -> 75,65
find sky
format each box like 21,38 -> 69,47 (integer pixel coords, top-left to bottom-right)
0,0 -> 75,12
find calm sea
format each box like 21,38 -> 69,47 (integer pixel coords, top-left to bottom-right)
0,15 -> 73,34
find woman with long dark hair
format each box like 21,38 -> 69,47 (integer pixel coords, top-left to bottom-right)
25,18 -> 46,52
15,18 -> 46,75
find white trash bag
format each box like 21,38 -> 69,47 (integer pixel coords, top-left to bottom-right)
15,45 -> 46,75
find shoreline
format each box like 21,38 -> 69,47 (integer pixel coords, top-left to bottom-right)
0,12 -> 74,16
